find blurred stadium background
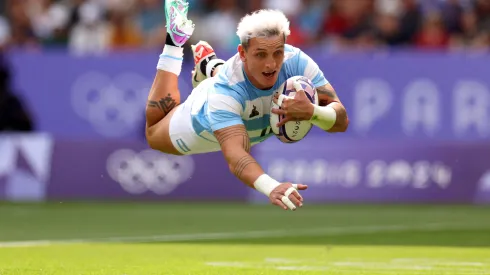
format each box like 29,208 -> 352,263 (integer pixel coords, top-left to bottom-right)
1,0 -> 490,274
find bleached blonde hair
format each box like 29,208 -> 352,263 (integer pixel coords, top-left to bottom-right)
236,9 -> 291,50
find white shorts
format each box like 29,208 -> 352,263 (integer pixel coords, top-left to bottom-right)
168,83 -> 222,155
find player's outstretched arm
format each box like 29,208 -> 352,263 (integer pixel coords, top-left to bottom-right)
214,124 -> 259,185
214,125 -> 306,210
313,83 -> 349,133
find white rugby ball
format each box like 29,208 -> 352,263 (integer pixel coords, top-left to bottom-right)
270,76 -> 319,143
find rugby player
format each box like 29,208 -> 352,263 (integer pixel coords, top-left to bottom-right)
145,0 -> 349,211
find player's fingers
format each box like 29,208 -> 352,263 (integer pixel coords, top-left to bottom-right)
281,195 -> 297,211
271,108 -> 286,115
290,185 -> 302,202
277,94 -> 286,106
292,82 -> 310,101
291,188 -> 304,203
273,198 -> 288,210
272,96 -> 278,105
290,184 -> 305,202
277,94 -> 292,108
288,193 -> 302,207
294,184 -> 308,190
293,81 -> 304,93
276,116 -> 292,127
295,89 -> 307,99
283,187 -> 301,209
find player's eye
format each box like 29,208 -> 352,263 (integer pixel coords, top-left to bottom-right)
274,51 -> 284,57
256,52 -> 266,58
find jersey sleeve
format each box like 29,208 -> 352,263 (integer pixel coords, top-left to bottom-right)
207,83 -> 245,132
296,50 -> 329,88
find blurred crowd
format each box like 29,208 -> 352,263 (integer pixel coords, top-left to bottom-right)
0,0 -> 489,55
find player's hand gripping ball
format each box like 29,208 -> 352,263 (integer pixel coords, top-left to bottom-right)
270,76 -> 319,143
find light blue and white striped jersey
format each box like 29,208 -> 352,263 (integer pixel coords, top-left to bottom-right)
189,44 -> 329,149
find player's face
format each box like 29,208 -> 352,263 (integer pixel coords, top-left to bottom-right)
239,35 -> 285,90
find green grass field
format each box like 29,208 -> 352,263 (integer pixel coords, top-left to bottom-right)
1,202 -> 490,274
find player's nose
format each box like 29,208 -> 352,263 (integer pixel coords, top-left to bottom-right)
265,63 -> 276,71
265,57 -> 276,69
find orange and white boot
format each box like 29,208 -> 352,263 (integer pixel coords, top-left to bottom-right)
191,41 -> 224,88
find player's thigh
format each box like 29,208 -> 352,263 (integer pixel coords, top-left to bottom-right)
168,101 -> 222,155
146,107 -> 183,155
147,82 -> 220,155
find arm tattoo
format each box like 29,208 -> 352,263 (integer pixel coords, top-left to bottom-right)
215,126 -> 255,178
243,135 -> 250,153
216,127 -> 251,153
147,93 -> 177,115
316,86 -> 339,105
233,155 -> 258,178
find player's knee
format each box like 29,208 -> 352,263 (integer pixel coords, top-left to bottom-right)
145,126 -> 163,151
147,140 -> 182,156
145,124 -> 183,156
147,139 -> 167,153
145,127 -> 156,147
145,110 -> 162,129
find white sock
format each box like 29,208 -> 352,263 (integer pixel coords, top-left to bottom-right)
157,45 -> 184,76
206,58 -> 225,77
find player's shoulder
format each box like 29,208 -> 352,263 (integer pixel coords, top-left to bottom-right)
208,55 -> 248,106
283,44 -> 308,63
284,43 -> 301,54
215,54 -> 246,86
282,44 -> 322,79
213,55 -> 248,93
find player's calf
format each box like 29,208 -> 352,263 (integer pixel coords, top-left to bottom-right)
147,0 -> 194,125
146,70 -> 181,128
145,0 -> 194,154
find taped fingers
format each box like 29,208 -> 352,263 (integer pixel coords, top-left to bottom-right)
273,198 -> 288,210
290,185 -> 303,202
270,185 -> 305,211
290,184 -> 304,202
293,81 -> 304,92
282,187 -> 302,210
281,195 -> 296,210
284,187 -> 296,197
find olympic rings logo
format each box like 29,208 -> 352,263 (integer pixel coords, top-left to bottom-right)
71,72 -> 151,137
70,71 -> 195,138
106,149 -> 195,195
479,171 -> 490,191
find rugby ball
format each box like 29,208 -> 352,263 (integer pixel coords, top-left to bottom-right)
270,76 -> 319,143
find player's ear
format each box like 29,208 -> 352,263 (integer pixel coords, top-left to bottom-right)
238,44 -> 246,62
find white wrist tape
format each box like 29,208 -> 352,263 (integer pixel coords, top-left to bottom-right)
157,45 -> 184,76
253,174 -> 281,197
309,103 -> 337,131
